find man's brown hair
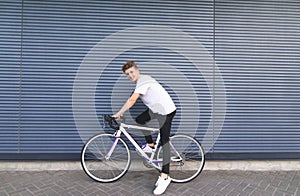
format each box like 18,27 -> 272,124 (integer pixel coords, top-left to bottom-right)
122,61 -> 137,72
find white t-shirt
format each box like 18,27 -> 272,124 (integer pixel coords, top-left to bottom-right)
134,75 -> 176,115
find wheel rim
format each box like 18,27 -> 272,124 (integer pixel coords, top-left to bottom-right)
81,134 -> 131,182
157,134 -> 205,182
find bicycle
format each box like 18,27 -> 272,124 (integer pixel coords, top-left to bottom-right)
81,114 -> 205,183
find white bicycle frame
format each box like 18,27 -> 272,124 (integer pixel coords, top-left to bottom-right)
106,122 -> 181,171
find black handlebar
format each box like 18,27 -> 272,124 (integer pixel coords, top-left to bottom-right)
103,114 -> 120,130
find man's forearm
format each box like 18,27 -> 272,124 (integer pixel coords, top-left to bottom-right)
118,99 -> 135,116
114,93 -> 139,118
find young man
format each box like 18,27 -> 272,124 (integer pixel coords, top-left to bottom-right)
113,61 -> 176,195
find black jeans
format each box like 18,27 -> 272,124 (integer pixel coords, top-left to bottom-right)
135,109 -> 176,174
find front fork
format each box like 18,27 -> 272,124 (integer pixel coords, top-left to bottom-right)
105,130 -> 122,160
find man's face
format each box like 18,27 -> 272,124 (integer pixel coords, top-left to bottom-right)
124,66 -> 140,82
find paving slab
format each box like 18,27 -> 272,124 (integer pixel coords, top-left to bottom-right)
0,169 -> 299,195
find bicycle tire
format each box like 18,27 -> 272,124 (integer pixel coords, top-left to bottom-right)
156,134 -> 205,183
81,133 -> 131,182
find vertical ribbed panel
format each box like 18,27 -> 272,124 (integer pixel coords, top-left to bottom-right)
215,1 -> 300,153
0,1 -> 21,153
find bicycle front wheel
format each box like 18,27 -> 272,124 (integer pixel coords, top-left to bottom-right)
81,133 -> 131,182
157,134 -> 205,183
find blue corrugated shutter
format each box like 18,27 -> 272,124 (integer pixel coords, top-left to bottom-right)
19,0 -> 215,156
20,0 -> 91,153
215,1 -> 300,156
0,0 -> 299,159
0,1 -> 21,153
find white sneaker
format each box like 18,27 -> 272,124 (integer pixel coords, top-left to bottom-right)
153,176 -> 171,195
141,144 -> 154,153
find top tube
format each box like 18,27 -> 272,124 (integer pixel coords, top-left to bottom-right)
121,123 -> 160,132
103,114 -> 159,132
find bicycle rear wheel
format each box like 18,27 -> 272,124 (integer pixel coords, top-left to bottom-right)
81,133 -> 131,182
156,134 -> 205,183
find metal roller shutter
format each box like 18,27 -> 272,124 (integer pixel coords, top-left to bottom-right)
0,1 -> 21,154
215,0 -> 300,158
0,0 -> 299,159
20,0 -> 215,157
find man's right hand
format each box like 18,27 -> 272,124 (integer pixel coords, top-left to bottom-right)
112,113 -> 121,120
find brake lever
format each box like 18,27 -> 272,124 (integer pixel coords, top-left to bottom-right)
103,114 -> 119,130
110,117 -> 119,130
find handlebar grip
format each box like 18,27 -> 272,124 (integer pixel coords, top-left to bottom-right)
103,114 -> 120,130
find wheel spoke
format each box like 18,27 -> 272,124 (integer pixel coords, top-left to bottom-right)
156,134 -> 205,183
81,134 -> 131,182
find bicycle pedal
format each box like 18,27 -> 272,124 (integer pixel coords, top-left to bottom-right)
171,156 -> 182,162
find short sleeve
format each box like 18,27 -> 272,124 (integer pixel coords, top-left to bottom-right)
134,83 -> 149,95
